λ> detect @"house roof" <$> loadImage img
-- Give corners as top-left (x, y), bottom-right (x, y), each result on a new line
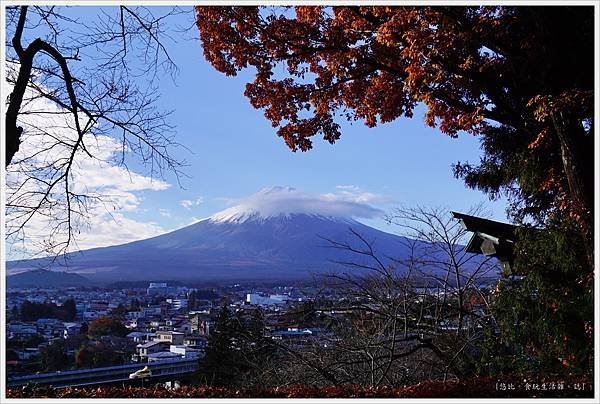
top-left (148, 351), bottom-right (181, 358)
top-left (137, 340), bottom-right (168, 348)
top-left (184, 336), bottom-right (207, 341)
top-left (156, 330), bottom-right (184, 336)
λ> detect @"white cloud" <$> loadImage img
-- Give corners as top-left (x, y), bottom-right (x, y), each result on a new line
top-left (41, 213), bottom-right (166, 252)
top-left (79, 214), bottom-right (165, 250)
top-left (211, 186), bottom-right (387, 222)
top-left (180, 197), bottom-right (204, 209)
top-left (331, 185), bottom-right (392, 204)
top-left (158, 209), bottom-right (172, 218)
top-left (5, 81), bottom-right (171, 257)
top-left (214, 196), bottom-right (238, 206)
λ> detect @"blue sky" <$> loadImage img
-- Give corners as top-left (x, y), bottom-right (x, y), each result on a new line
top-left (6, 6), bottom-right (510, 255)
top-left (127, 8), bottom-right (509, 232)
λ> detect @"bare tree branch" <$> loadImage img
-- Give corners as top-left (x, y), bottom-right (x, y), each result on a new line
top-left (5, 5), bottom-right (191, 257)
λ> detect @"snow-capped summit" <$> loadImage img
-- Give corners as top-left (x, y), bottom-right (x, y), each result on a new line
top-left (209, 186), bottom-right (381, 223)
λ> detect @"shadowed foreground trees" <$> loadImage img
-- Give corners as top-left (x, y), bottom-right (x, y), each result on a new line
top-left (269, 207), bottom-right (499, 386)
top-left (489, 219), bottom-right (593, 374)
top-left (200, 306), bottom-right (274, 386)
top-left (195, 6), bottom-right (594, 268)
top-left (196, 207), bottom-right (591, 389)
top-left (197, 208), bottom-right (502, 388)
top-left (19, 298), bottom-right (77, 321)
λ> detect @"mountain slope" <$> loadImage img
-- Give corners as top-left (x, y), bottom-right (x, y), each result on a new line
top-left (7, 213), bottom-right (412, 282)
top-left (7, 187), bottom-right (495, 284)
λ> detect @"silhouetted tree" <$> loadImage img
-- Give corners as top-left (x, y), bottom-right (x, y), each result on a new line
top-left (62, 298), bottom-right (77, 321)
top-left (188, 290), bottom-right (197, 311)
top-left (201, 306), bottom-right (243, 386)
top-left (41, 341), bottom-right (70, 371)
top-left (20, 300), bottom-right (55, 321)
top-left (5, 5), bottom-right (187, 256)
top-left (23, 334), bottom-right (45, 348)
top-left (129, 298), bottom-right (141, 311)
top-left (75, 342), bottom-right (126, 368)
top-left (109, 304), bottom-right (129, 319)
top-left (10, 305), bottom-right (19, 321)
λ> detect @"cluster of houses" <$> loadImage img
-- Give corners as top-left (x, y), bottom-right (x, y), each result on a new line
top-left (132, 331), bottom-right (204, 362)
top-left (6, 284), bottom-right (211, 365)
top-left (7, 319), bottom-right (83, 361)
top-left (7, 283), bottom-right (334, 373)
top-left (126, 311), bottom-right (211, 363)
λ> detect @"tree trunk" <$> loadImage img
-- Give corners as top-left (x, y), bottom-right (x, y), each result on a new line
top-left (5, 6), bottom-right (29, 167)
top-left (551, 112), bottom-right (595, 270)
top-left (6, 54), bottom-right (35, 166)
top-left (5, 124), bottom-right (22, 167)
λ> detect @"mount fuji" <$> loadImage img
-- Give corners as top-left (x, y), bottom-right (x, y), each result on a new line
top-left (7, 187), bottom-right (437, 283)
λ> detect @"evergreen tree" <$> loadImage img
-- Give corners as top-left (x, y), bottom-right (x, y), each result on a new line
top-left (41, 341), bottom-right (70, 371)
top-left (62, 298), bottom-right (77, 321)
top-left (244, 307), bottom-right (275, 378)
top-left (489, 218), bottom-right (593, 375)
top-left (10, 305), bottom-right (19, 321)
top-left (201, 306), bottom-right (243, 386)
top-left (20, 300), bottom-right (56, 321)
top-left (201, 306), bottom-right (274, 386)
top-left (188, 290), bottom-right (197, 311)
top-left (130, 298), bottom-right (141, 311)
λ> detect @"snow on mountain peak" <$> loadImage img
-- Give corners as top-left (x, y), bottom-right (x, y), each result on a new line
top-left (209, 186), bottom-right (383, 223)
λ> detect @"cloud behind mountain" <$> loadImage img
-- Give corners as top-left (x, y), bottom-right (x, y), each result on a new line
top-left (210, 186), bottom-right (387, 223)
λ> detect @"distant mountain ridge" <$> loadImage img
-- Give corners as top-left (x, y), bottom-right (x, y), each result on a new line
top-left (7, 269), bottom-right (89, 288)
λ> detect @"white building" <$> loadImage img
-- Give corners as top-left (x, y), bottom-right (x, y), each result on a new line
top-left (166, 298), bottom-right (188, 310)
top-left (147, 282), bottom-right (169, 295)
top-left (170, 344), bottom-right (203, 359)
top-left (269, 294), bottom-right (289, 303)
top-left (127, 331), bottom-right (155, 343)
top-left (83, 311), bottom-right (107, 321)
top-left (136, 340), bottom-right (169, 361)
top-left (155, 330), bottom-right (185, 345)
top-left (147, 351), bottom-right (182, 362)
top-left (142, 306), bottom-right (161, 316)
top-left (246, 293), bottom-right (289, 306)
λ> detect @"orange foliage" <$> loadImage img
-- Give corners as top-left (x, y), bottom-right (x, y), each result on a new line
top-left (195, 6), bottom-right (594, 249)
top-left (196, 6), bottom-right (520, 149)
